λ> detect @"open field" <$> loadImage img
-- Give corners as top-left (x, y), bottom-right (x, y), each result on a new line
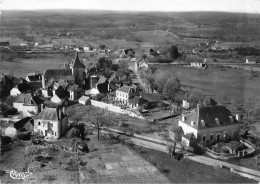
top-left (151, 65), bottom-right (260, 108)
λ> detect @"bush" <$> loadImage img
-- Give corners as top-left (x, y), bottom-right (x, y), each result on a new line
top-left (17, 132), bottom-right (31, 141)
top-left (66, 127), bottom-right (81, 138)
top-left (1, 136), bottom-right (12, 145)
top-left (42, 175), bottom-right (56, 181)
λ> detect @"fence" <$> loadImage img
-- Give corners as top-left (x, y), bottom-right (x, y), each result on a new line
top-left (90, 100), bottom-right (145, 119)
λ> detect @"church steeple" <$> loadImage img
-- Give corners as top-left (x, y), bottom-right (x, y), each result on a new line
top-left (71, 52), bottom-right (85, 69)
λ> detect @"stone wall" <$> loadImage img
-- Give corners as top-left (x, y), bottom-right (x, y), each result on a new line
top-left (90, 100), bottom-right (145, 119)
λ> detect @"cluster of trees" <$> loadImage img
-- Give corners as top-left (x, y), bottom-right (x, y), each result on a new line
top-left (146, 45), bottom-right (180, 63)
top-left (234, 47), bottom-right (260, 56)
top-left (140, 68), bottom-right (181, 102)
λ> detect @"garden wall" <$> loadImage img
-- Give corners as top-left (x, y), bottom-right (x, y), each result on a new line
top-left (90, 100), bottom-right (145, 120)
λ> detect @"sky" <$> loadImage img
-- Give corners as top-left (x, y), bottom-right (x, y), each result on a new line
top-left (1, 0), bottom-right (260, 14)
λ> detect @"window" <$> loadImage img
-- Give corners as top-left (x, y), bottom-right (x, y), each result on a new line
top-left (52, 131), bottom-right (54, 135)
top-left (217, 134), bottom-right (221, 141)
top-left (210, 134), bottom-right (214, 141)
top-left (55, 132), bottom-right (56, 136)
top-left (38, 122), bottom-right (41, 126)
top-left (202, 135), bottom-right (206, 142)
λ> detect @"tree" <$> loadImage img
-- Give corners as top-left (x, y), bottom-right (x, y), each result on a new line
top-left (88, 109), bottom-right (117, 140)
top-left (96, 57), bottom-right (112, 72)
top-left (243, 102), bottom-right (257, 123)
top-left (99, 44), bottom-right (106, 50)
top-left (168, 45), bottom-right (179, 60)
top-left (119, 59), bottom-right (130, 71)
top-left (163, 77), bottom-right (180, 103)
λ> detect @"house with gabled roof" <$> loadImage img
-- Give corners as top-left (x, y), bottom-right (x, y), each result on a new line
top-left (178, 104), bottom-right (242, 145)
top-left (13, 93), bottom-right (43, 117)
top-left (25, 73), bottom-right (42, 82)
top-left (67, 84), bottom-right (79, 101)
top-left (34, 106), bottom-right (68, 140)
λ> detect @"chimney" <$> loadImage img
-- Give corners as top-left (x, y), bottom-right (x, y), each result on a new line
top-left (229, 116), bottom-right (234, 123)
top-left (42, 75), bottom-right (45, 89)
top-left (41, 104), bottom-right (45, 112)
top-left (182, 114), bottom-right (186, 121)
top-left (235, 114), bottom-right (240, 121)
top-left (58, 107), bottom-right (62, 120)
top-left (62, 106), bottom-right (66, 115)
top-left (201, 120), bottom-right (205, 127)
top-left (215, 118), bottom-right (220, 125)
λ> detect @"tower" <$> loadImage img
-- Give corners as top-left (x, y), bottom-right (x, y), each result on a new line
top-left (70, 52), bottom-right (85, 87)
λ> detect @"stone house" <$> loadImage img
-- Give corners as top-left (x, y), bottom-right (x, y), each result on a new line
top-left (178, 105), bottom-right (242, 145)
top-left (34, 106), bottom-right (68, 140)
top-left (13, 93), bottom-right (43, 117)
top-left (115, 85), bottom-right (136, 105)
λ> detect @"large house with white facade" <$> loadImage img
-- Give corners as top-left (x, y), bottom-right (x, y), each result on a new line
top-left (34, 106), bottom-right (68, 140)
top-left (178, 104), bottom-right (241, 144)
top-left (115, 85), bottom-right (136, 104)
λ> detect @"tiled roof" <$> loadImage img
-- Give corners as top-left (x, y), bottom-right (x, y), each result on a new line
top-left (117, 85), bottom-right (133, 93)
top-left (115, 69), bottom-right (127, 77)
top-left (108, 74), bottom-right (120, 83)
top-left (56, 79), bottom-right (69, 90)
top-left (78, 96), bottom-right (90, 102)
top-left (71, 52), bottom-right (85, 69)
top-left (34, 107), bottom-right (65, 121)
top-left (43, 69), bottom-right (74, 81)
top-left (67, 84), bottom-right (78, 92)
top-left (13, 117), bottom-right (32, 130)
top-left (16, 82), bottom-right (31, 93)
top-left (96, 76), bottom-right (107, 85)
top-left (14, 93), bottom-right (43, 105)
top-left (27, 74), bottom-right (42, 81)
top-left (141, 93), bottom-right (161, 103)
top-left (129, 96), bottom-right (148, 105)
top-left (183, 105), bottom-right (238, 130)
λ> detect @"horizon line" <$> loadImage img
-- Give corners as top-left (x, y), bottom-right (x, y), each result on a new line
top-left (1, 9), bottom-right (259, 15)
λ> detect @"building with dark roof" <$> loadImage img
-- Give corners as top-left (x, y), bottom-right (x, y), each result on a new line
top-left (34, 106), bottom-right (68, 140)
top-left (10, 82), bottom-right (31, 96)
top-left (13, 93), bottom-right (43, 117)
top-left (42, 53), bottom-right (85, 94)
top-left (178, 105), bottom-right (242, 144)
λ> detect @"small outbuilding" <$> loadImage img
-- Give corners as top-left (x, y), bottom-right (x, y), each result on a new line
top-left (78, 96), bottom-right (90, 105)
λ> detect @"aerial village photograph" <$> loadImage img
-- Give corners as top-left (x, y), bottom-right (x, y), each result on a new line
top-left (0, 0), bottom-right (260, 185)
